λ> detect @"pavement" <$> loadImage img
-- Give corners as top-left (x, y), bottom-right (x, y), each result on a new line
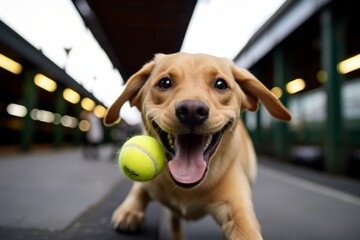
top-left (0, 145), bottom-right (359, 239)
top-left (254, 159), bottom-right (360, 240)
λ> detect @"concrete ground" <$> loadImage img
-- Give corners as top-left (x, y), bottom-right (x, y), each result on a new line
top-left (0, 145), bottom-right (359, 239)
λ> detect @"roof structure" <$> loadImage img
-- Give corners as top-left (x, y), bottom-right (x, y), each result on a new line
top-left (234, 0), bottom-right (331, 69)
top-left (73, 0), bottom-right (198, 81)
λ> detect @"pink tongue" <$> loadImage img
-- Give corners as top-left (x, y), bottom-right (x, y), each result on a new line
top-left (168, 134), bottom-right (207, 184)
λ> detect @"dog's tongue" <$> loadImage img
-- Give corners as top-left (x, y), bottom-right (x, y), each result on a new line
top-left (168, 134), bottom-right (207, 185)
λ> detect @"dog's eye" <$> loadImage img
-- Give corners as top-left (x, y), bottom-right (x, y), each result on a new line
top-left (214, 79), bottom-right (229, 90)
top-left (157, 77), bottom-right (173, 89)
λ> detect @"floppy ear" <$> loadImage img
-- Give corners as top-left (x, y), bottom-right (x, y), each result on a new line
top-left (231, 64), bottom-right (291, 121)
top-left (103, 60), bottom-right (155, 126)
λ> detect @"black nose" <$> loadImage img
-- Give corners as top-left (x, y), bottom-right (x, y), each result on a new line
top-left (175, 100), bottom-right (209, 127)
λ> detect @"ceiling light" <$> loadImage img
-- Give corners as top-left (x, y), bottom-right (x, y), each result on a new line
top-left (6, 103), bottom-right (27, 117)
top-left (271, 87), bottom-right (283, 98)
top-left (63, 88), bottom-right (80, 104)
top-left (79, 120), bottom-right (90, 132)
top-left (0, 53), bottom-right (22, 74)
top-left (286, 78), bottom-right (306, 94)
top-left (53, 113), bottom-right (62, 125)
top-left (316, 70), bottom-right (328, 83)
top-left (337, 53), bottom-right (360, 74)
top-left (93, 105), bottom-right (106, 118)
top-left (35, 109), bottom-right (55, 123)
top-left (34, 73), bottom-right (57, 92)
top-left (61, 115), bottom-right (78, 128)
top-left (81, 97), bottom-right (95, 111)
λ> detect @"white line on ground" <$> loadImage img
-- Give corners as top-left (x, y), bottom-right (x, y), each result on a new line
top-left (259, 166), bottom-right (360, 207)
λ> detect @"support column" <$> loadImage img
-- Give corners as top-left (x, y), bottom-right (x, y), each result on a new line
top-left (320, 7), bottom-right (344, 174)
top-left (53, 87), bottom-right (66, 148)
top-left (20, 70), bottom-right (37, 151)
top-left (253, 110), bottom-right (262, 152)
top-left (273, 47), bottom-right (290, 161)
top-left (73, 103), bottom-right (82, 145)
top-left (251, 69), bottom-right (262, 152)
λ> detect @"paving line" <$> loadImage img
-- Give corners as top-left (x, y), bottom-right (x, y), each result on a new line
top-left (259, 166), bottom-right (360, 207)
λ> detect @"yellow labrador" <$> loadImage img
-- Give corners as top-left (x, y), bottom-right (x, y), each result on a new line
top-left (104, 53), bottom-right (291, 239)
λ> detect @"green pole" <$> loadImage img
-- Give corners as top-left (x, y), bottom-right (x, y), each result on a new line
top-left (74, 103), bottom-right (82, 145)
top-left (251, 68), bottom-right (262, 153)
top-left (320, 7), bottom-right (345, 174)
top-left (273, 47), bottom-right (290, 161)
top-left (53, 87), bottom-right (66, 148)
top-left (20, 70), bottom-right (37, 151)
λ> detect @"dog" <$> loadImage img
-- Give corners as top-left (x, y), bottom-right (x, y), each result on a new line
top-left (104, 52), bottom-right (291, 239)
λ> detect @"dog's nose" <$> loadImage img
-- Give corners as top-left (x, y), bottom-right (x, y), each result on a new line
top-left (175, 100), bottom-right (209, 127)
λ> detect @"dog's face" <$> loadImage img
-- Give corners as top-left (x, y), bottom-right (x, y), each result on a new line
top-left (105, 53), bottom-right (291, 188)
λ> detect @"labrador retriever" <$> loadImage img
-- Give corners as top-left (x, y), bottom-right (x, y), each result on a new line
top-left (104, 52), bottom-right (291, 239)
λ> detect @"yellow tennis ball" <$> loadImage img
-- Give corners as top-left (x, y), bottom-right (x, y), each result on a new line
top-left (119, 135), bottom-right (166, 181)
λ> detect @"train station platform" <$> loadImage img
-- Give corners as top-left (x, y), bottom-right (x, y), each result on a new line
top-left (0, 145), bottom-right (359, 240)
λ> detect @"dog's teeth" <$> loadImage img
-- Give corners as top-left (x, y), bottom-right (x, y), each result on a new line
top-left (205, 135), bottom-right (212, 150)
top-left (167, 134), bottom-right (174, 149)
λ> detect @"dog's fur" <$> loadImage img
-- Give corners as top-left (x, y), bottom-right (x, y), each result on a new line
top-left (104, 53), bottom-right (291, 240)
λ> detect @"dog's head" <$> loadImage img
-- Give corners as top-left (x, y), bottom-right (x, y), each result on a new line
top-left (105, 53), bottom-right (291, 188)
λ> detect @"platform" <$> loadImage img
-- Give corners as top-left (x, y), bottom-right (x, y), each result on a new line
top-left (0, 145), bottom-right (359, 239)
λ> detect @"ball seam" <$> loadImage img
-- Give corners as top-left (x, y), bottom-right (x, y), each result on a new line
top-left (124, 143), bottom-right (158, 176)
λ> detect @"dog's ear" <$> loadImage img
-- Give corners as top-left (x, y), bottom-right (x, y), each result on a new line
top-left (231, 64), bottom-right (291, 121)
top-left (103, 60), bottom-right (155, 126)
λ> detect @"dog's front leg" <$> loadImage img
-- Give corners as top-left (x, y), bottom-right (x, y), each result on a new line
top-left (112, 182), bottom-right (150, 232)
top-left (212, 200), bottom-right (262, 240)
top-left (210, 184), bottom-right (262, 240)
top-left (168, 209), bottom-right (184, 240)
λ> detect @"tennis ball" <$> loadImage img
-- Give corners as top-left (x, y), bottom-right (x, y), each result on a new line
top-left (119, 135), bottom-right (166, 181)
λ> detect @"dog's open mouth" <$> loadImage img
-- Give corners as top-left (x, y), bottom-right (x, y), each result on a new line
top-left (153, 123), bottom-right (230, 188)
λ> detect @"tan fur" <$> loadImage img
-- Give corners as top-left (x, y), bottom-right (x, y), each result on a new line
top-left (105, 53), bottom-right (291, 240)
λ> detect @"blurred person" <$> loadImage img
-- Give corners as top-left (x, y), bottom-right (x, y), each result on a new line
top-left (82, 110), bottom-right (104, 159)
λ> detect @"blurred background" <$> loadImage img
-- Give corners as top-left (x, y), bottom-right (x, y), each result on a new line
top-left (0, 0), bottom-right (359, 239)
top-left (0, 0), bottom-right (359, 178)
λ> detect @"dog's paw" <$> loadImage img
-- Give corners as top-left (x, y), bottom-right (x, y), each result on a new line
top-left (111, 205), bottom-right (145, 232)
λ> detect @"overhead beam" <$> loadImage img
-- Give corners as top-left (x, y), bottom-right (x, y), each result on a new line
top-left (234, 0), bottom-right (330, 68)
top-left (0, 20), bottom-right (103, 105)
